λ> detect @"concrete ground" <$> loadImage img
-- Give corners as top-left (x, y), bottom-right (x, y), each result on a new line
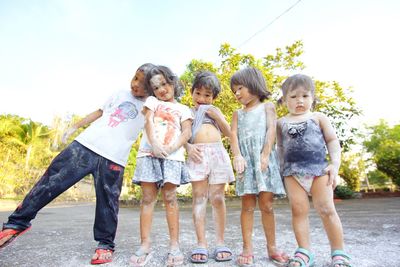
top-left (0, 197), bottom-right (399, 267)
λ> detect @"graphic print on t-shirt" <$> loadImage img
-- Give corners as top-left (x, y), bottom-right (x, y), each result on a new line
top-left (108, 101), bottom-right (138, 127)
top-left (154, 104), bottom-right (180, 145)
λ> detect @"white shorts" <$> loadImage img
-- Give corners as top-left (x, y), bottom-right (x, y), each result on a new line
top-left (186, 142), bottom-right (235, 185)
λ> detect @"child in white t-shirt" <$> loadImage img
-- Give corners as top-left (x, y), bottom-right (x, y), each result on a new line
top-left (131, 65), bottom-right (192, 267)
top-left (0, 63), bottom-right (155, 265)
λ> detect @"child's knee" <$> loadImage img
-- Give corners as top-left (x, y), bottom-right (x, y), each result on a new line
top-left (259, 203), bottom-right (274, 215)
top-left (291, 202), bottom-right (309, 216)
top-left (163, 189), bottom-right (178, 207)
top-left (242, 206), bottom-right (256, 213)
top-left (209, 192), bottom-right (224, 207)
top-left (141, 194), bottom-right (157, 207)
top-left (314, 202), bottom-right (336, 218)
top-left (193, 194), bottom-right (207, 206)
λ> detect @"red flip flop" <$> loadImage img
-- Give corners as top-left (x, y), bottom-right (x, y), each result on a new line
top-left (0, 227), bottom-right (31, 249)
top-left (91, 248), bottom-right (113, 265)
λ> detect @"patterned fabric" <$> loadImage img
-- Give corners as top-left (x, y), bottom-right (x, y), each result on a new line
top-left (186, 142), bottom-right (235, 184)
top-left (5, 141), bottom-right (123, 250)
top-left (137, 96), bottom-right (193, 162)
top-left (132, 156), bottom-right (190, 188)
top-left (235, 104), bottom-right (286, 196)
top-left (281, 118), bottom-right (328, 178)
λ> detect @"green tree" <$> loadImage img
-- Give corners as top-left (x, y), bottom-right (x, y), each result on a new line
top-left (180, 41), bottom-right (361, 151)
top-left (363, 120), bottom-right (400, 186)
top-left (339, 153), bottom-right (364, 191)
top-left (9, 120), bottom-right (52, 169)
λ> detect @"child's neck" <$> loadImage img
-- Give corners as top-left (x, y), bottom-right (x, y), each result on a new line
top-left (287, 111), bottom-right (313, 121)
top-left (243, 98), bottom-right (261, 111)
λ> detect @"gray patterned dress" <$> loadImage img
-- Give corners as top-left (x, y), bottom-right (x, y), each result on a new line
top-left (235, 104), bottom-right (286, 196)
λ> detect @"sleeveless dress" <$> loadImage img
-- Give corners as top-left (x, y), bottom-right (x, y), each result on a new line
top-left (280, 117), bottom-right (328, 178)
top-left (235, 104), bottom-right (286, 196)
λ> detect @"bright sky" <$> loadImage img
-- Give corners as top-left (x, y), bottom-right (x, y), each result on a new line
top-left (1, 0), bottom-right (399, 126)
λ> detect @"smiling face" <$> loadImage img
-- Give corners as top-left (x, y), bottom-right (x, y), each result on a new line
top-left (130, 70), bottom-right (147, 97)
top-left (285, 86), bottom-right (314, 116)
top-left (232, 84), bottom-right (259, 108)
top-left (191, 86), bottom-right (214, 108)
top-left (149, 74), bottom-right (175, 102)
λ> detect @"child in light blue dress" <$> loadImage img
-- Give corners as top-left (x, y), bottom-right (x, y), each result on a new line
top-left (230, 67), bottom-right (288, 267)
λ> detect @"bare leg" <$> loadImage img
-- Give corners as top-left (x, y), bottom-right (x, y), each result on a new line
top-left (139, 182), bottom-right (158, 250)
top-left (285, 177), bottom-right (311, 267)
top-left (209, 184), bottom-right (231, 260)
top-left (311, 175), bottom-right (344, 251)
top-left (161, 182), bottom-right (180, 250)
top-left (237, 194), bottom-right (256, 266)
top-left (258, 192), bottom-right (277, 255)
top-left (191, 180), bottom-right (209, 261)
top-left (130, 182), bottom-right (158, 266)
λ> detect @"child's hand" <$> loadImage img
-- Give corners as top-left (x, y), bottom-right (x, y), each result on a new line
top-left (186, 143), bottom-right (203, 163)
top-left (61, 126), bottom-right (77, 144)
top-left (233, 155), bottom-right (247, 174)
top-left (260, 153), bottom-right (269, 172)
top-left (324, 164), bottom-right (338, 189)
top-left (152, 142), bottom-right (169, 158)
top-left (205, 106), bottom-right (223, 121)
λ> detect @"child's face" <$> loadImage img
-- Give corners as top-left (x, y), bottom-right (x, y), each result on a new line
top-left (150, 74), bottom-right (175, 102)
top-left (285, 86), bottom-right (314, 115)
top-left (192, 86), bottom-right (214, 108)
top-left (232, 84), bottom-right (258, 106)
top-left (130, 70), bottom-right (147, 97)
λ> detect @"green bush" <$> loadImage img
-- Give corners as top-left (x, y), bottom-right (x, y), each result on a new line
top-left (334, 185), bottom-right (354, 199)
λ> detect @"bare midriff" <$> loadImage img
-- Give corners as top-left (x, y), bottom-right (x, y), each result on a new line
top-left (192, 124), bottom-right (221, 143)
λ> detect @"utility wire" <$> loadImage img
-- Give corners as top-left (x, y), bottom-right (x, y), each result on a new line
top-left (237, 0), bottom-right (303, 49)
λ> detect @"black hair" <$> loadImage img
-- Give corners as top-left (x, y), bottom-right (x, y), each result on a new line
top-left (144, 65), bottom-right (183, 98)
top-left (230, 67), bottom-right (270, 101)
top-left (191, 71), bottom-right (221, 99)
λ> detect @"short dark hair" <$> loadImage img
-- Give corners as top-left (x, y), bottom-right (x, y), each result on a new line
top-left (137, 63), bottom-right (155, 75)
top-left (281, 74), bottom-right (317, 108)
top-left (145, 65), bottom-right (183, 98)
top-left (230, 67), bottom-right (270, 101)
top-left (191, 71), bottom-right (221, 99)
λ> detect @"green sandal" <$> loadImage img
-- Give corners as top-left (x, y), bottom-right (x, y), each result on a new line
top-left (288, 248), bottom-right (315, 267)
top-left (331, 250), bottom-right (352, 267)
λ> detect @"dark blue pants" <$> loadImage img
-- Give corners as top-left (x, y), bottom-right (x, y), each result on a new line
top-left (3, 141), bottom-right (124, 250)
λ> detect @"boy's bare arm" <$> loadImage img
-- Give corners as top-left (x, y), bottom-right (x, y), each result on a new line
top-left (62, 109), bottom-right (103, 143)
top-left (72, 109), bottom-right (103, 129)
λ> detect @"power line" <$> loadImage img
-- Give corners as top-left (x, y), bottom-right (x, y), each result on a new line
top-left (237, 0), bottom-right (303, 49)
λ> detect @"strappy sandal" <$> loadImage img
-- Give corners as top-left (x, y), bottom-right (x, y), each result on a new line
top-left (130, 247), bottom-right (153, 266)
top-left (90, 248), bottom-right (113, 265)
top-left (331, 250), bottom-right (352, 267)
top-left (288, 247), bottom-right (315, 267)
top-left (166, 248), bottom-right (184, 266)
